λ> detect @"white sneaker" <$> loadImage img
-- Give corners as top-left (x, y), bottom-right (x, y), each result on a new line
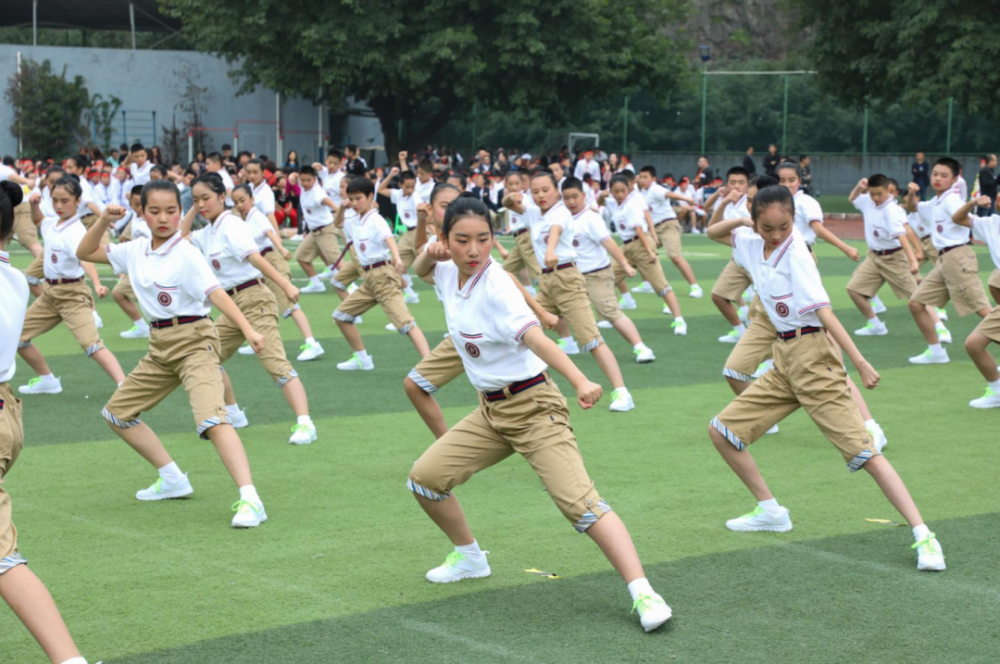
top-left (296, 340), bottom-right (325, 361)
top-left (671, 320), bottom-right (687, 335)
top-left (618, 297), bottom-right (637, 310)
top-left (726, 505), bottom-right (793, 532)
top-left (854, 321), bottom-right (887, 336)
top-left (347, 283), bottom-right (359, 295)
top-left (752, 360), bottom-right (774, 379)
top-left (631, 282), bottom-right (655, 294)
top-left (355, 316), bottom-right (363, 324)
top-left (288, 422), bottom-right (317, 445)
top-left (691, 227), bottom-right (702, 235)
top-left (718, 329), bottom-right (742, 343)
top-left (317, 268), bottom-right (335, 281)
top-left (969, 387), bottom-right (1000, 409)
top-left (632, 592), bottom-right (672, 633)
top-left (404, 291), bottom-right (421, 304)
top-left (871, 297), bottom-right (887, 314)
top-left (662, 304), bottom-right (672, 315)
top-left (425, 550), bottom-right (491, 583)
top-left (385, 323), bottom-right (398, 332)
top-left (765, 424), bottom-right (779, 434)
top-left (597, 320), bottom-right (614, 329)
top-left (936, 327), bottom-right (953, 344)
top-left (609, 389), bottom-right (635, 412)
top-left (237, 344), bottom-right (256, 356)
top-left (909, 348), bottom-right (949, 364)
top-left (913, 532), bottom-right (946, 571)
top-left (689, 284), bottom-right (704, 298)
top-left (558, 339), bottom-right (581, 355)
top-left (300, 281), bottom-right (326, 294)
top-left (936, 307), bottom-right (948, 321)
top-left (634, 346), bottom-right (656, 363)
top-left (18, 376), bottom-right (62, 395)
top-left (92, 310), bottom-right (104, 328)
top-left (337, 353), bottom-right (374, 371)
top-left (291, 234), bottom-right (304, 242)
top-left (136, 474), bottom-right (194, 501)
top-left (737, 305), bottom-right (749, 322)
top-left (231, 499), bottom-right (267, 528)
top-left (229, 409), bottom-right (249, 429)
top-left (867, 422), bottom-right (887, 452)
top-left (120, 324), bottom-right (150, 339)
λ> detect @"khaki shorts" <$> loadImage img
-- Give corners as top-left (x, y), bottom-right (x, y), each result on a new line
top-left (655, 218), bottom-right (683, 258)
top-left (12, 203), bottom-right (38, 248)
top-left (918, 237), bottom-right (938, 266)
top-left (613, 239), bottom-right (673, 296)
top-left (0, 383), bottom-right (25, 571)
top-left (988, 268), bottom-right (1000, 291)
top-left (295, 224), bottom-right (341, 264)
top-left (723, 299), bottom-right (777, 382)
top-left (397, 228), bottom-right (418, 270)
top-left (262, 249), bottom-right (296, 317)
top-left (972, 306), bottom-right (1000, 343)
top-left (537, 265), bottom-right (603, 349)
top-left (502, 230), bottom-right (542, 281)
top-left (584, 266), bottom-right (623, 322)
top-left (80, 215), bottom-right (111, 246)
top-left (846, 250), bottom-right (919, 299)
top-left (102, 317), bottom-right (230, 438)
top-left (712, 330), bottom-right (876, 471)
top-left (24, 255), bottom-right (44, 285)
top-left (113, 274), bottom-right (135, 301)
top-left (334, 265), bottom-right (415, 332)
top-left (20, 281), bottom-right (104, 356)
top-left (407, 335), bottom-right (465, 393)
top-left (216, 282), bottom-right (297, 386)
top-left (711, 259), bottom-right (753, 302)
top-left (911, 245), bottom-right (990, 316)
top-left (407, 377), bottom-right (611, 532)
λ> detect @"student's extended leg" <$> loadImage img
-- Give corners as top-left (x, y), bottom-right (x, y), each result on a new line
top-left (0, 566), bottom-right (82, 664)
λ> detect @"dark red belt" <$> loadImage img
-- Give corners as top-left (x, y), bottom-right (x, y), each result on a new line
top-left (777, 326), bottom-right (822, 340)
top-left (582, 264), bottom-right (611, 275)
top-left (873, 247), bottom-right (902, 256)
top-left (623, 236), bottom-right (639, 244)
top-left (363, 261), bottom-right (388, 272)
top-left (513, 228), bottom-right (529, 237)
top-left (150, 315), bottom-right (207, 329)
top-left (483, 373), bottom-right (547, 401)
top-left (541, 262), bottom-right (575, 274)
top-left (45, 277), bottom-right (83, 285)
top-left (940, 241), bottom-right (972, 255)
top-left (226, 278), bottom-right (263, 296)
top-left (260, 247), bottom-right (274, 256)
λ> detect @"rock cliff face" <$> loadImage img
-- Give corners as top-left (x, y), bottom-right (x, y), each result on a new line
top-left (678, 0), bottom-right (805, 62)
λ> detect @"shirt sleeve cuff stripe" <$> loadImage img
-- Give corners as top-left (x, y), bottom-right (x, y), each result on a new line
top-left (514, 320), bottom-right (540, 342)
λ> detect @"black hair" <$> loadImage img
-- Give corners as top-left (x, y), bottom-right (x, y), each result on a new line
top-left (192, 171), bottom-right (227, 197)
top-left (623, 170), bottom-right (637, 183)
top-left (233, 183), bottom-right (253, 199)
top-left (67, 154), bottom-right (89, 170)
top-left (206, 152), bottom-right (223, 164)
top-left (561, 176), bottom-right (584, 193)
top-left (751, 183), bottom-right (794, 221)
top-left (47, 165), bottom-right (66, 179)
top-left (237, 151), bottom-right (252, 160)
top-left (346, 175), bottom-right (375, 197)
top-left (151, 164), bottom-right (169, 178)
top-left (129, 184), bottom-right (144, 198)
top-left (0, 181), bottom-right (24, 242)
top-left (504, 170), bottom-right (523, 185)
top-left (446, 172), bottom-right (467, 188)
top-left (326, 148), bottom-right (342, 160)
top-left (622, 153), bottom-right (632, 162)
top-left (609, 173), bottom-right (631, 190)
top-left (531, 171), bottom-right (558, 187)
top-left (299, 164), bottom-right (317, 178)
top-left (430, 183), bottom-right (461, 204)
top-left (775, 161), bottom-right (800, 177)
top-left (184, 167), bottom-right (197, 178)
top-left (442, 192), bottom-right (492, 238)
top-left (418, 159), bottom-right (434, 173)
top-left (867, 173), bottom-right (890, 189)
top-left (221, 143), bottom-right (232, 151)
top-left (130, 143), bottom-right (146, 154)
top-left (398, 170), bottom-right (416, 183)
top-left (726, 166), bottom-right (750, 181)
top-left (246, 158), bottom-right (265, 171)
top-left (934, 157), bottom-right (960, 177)
top-left (140, 180), bottom-right (182, 209)
top-left (799, 154), bottom-right (809, 161)
top-left (346, 144), bottom-right (358, 153)
top-left (750, 174), bottom-right (779, 189)
top-left (640, 165), bottom-right (657, 177)
top-left (52, 175), bottom-right (83, 201)
top-left (887, 178), bottom-right (899, 191)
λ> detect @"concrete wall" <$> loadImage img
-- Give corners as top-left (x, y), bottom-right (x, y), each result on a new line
top-left (0, 44), bottom-right (385, 164)
top-left (632, 152), bottom-right (984, 196)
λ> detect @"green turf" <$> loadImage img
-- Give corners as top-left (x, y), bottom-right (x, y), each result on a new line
top-left (1, 236), bottom-right (997, 663)
top-left (814, 194), bottom-right (855, 214)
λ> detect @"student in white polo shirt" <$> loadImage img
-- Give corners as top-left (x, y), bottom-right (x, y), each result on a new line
top-left (414, 155), bottom-right (436, 201)
top-left (905, 157), bottom-right (991, 365)
top-left (17, 178), bottom-right (126, 396)
top-left (204, 153), bottom-right (235, 205)
top-left (0, 181), bottom-right (98, 664)
top-left (111, 185), bottom-right (154, 340)
top-left (231, 183), bottom-right (324, 362)
top-left (313, 149), bottom-right (347, 278)
top-left (76, 182), bottom-right (269, 528)
top-left (330, 176), bottom-right (364, 304)
top-left (561, 177), bottom-right (655, 363)
top-left (707, 169), bottom-right (755, 343)
top-left (499, 170), bottom-right (542, 294)
top-left (183, 173), bottom-right (318, 445)
top-left (406, 194), bottom-right (672, 633)
top-left (504, 172), bottom-right (636, 412)
top-left (776, 162), bottom-right (860, 262)
top-left (333, 176), bottom-right (431, 370)
top-left (378, 163), bottom-right (425, 304)
top-left (245, 159), bottom-right (278, 227)
top-left (706, 185), bottom-right (946, 572)
top-left (635, 165), bottom-right (703, 299)
top-left (296, 165), bottom-right (341, 294)
top-left (122, 143), bottom-right (153, 186)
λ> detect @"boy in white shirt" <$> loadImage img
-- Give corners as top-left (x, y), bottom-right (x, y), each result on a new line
top-left (122, 143), bottom-right (153, 186)
top-left (111, 185), bottom-right (153, 339)
top-left (295, 165), bottom-right (341, 293)
top-left (636, 166), bottom-right (702, 299)
top-left (204, 153), bottom-right (235, 205)
top-left (379, 161), bottom-right (424, 304)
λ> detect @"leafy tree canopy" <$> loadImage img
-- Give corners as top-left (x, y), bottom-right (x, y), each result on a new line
top-left (4, 59), bottom-right (90, 157)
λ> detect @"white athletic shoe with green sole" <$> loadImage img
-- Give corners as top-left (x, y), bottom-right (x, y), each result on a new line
top-left (913, 532), bottom-right (946, 571)
top-left (136, 474), bottom-right (194, 501)
top-left (632, 592), bottom-right (672, 632)
top-left (969, 387), bottom-right (1000, 409)
top-left (231, 499), bottom-right (267, 528)
top-left (726, 505), bottom-right (793, 532)
top-left (425, 550), bottom-right (491, 583)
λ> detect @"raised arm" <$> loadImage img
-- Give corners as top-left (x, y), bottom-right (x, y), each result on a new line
top-left (76, 204), bottom-right (126, 264)
top-left (502, 191), bottom-right (525, 215)
top-left (904, 182), bottom-right (920, 213)
top-left (378, 167), bottom-right (399, 197)
top-left (953, 196), bottom-right (988, 227)
top-left (180, 205), bottom-right (198, 239)
top-left (849, 178), bottom-right (867, 204)
top-left (706, 216), bottom-right (752, 246)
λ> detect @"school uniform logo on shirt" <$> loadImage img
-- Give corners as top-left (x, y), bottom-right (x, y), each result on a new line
top-left (873, 229), bottom-right (880, 237)
top-left (157, 292), bottom-right (173, 306)
top-left (359, 243), bottom-right (366, 252)
top-left (51, 252), bottom-right (58, 264)
top-left (775, 302), bottom-right (790, 317)
top-left (937, 225), bottom-right (944, 234)
top-left (211, 259), bottom-right (221, 271)
top-left (572, 239), bottom-right (579, 247)
top-left (465, 342), bottom-right (480, 358)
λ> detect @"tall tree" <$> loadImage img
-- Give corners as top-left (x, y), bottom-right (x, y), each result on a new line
top-left (160, 0), bottom-right (691, 156)
top-left (793, 0), bottom-right (1000, 119)
top-left (4, 59), bottom-right (90, 157)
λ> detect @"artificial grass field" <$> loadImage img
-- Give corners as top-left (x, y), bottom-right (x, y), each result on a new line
top-left (0, 235), bottom-right (997, 663)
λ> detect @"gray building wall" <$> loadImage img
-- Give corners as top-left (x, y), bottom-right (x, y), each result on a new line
top-left (0, 44), bottom-right (385, 163)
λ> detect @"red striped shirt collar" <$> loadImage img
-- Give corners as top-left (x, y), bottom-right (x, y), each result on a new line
top-left (767, 233), bottom-right (796, 267)
top-left (458, 258), bottom-right (493, 299)
top-left (53, 214), bottom-right (81, 232)
top-left (359, 209), bottom-right (379, 225)
top-left (209, 210), bottom-right (234, 233)
top-left (146, 231), bottom-right (184, 256)
top-left (0, 250), bottom-right (9, 264)
top-left (542, 200), bottom-right (566, 217)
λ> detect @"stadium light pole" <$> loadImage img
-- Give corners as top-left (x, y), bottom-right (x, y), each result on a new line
top-left (699, 45), bottom-right (710, 154)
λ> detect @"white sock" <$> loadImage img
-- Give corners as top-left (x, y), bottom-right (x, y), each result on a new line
top-left (864, 418), bottom-right (877, 430)
top-left (912, 523), bottom-right (930, 542)
top-left (643, 281), bottom-right (651, 288)
top-left (134, 318), bottom-right (149, 330)
top-left (614, 386), bottom-right (629, 395)
top-left (622, 293), bottom-right (636, 304)
top-left (326, 265), bottom-right (336, 272)
top-left (309, 276), bottom-right (321, 286)
top-left (560, 336), bottom-right (574, 344)
top-left (987, 379), bottom-right (1000, 392)
top-left (239, 484), bottom-right (260, 504)
top-left (59, 658), bottom-right (88, 664)
top-left (403, 274), bottom-right (413, 288)
top-left (158, 461), bottom-right (184, 484)
top-left (305, 336), bottom-right (317, 345)
top-left (734, 323), bottom-right (746, 334)
top-left (867, 316), bottom-right (880, 324)
top-left (404, 286), bottom-right (417, 296)
top-left (456, 540), bottom-right (484, 559)
top-left (675, 316), bottom-right (685, 324)
top-left (39, 373), bottom-right (56, 382)
top-left (758, 498), bottom-right (782, 514)
top-left (633, 343), bottom-right (647, 351)
top-left (225, 404), bottom-right (241, 417)
top-left (871, 294), bottom-right (884, 306)
top-left (930, 343), bottom-right (943, 353)
top-left (935, 322), bottom-right (947, 330)
top-left (627, 577), bottom-right (654, 601)
top-left (357, 349), bottom-right (371, 361)
top-left (296, 414), bottom-right (313, 427)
